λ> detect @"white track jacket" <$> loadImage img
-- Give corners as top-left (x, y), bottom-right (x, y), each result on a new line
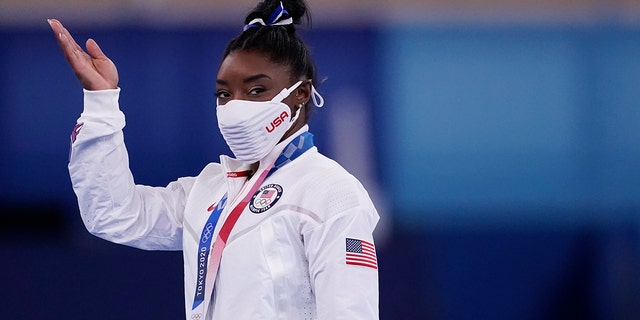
top-left (68, 88), bottom-right (380, 320)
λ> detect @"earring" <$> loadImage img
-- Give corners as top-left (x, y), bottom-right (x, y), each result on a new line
top-left (297, 103), bottom-right (304, 109)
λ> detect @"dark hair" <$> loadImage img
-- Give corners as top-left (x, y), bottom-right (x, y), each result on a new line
top-left (223, 0), bottom-right (318, 121)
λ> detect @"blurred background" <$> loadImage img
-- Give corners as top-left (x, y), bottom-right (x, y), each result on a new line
top-left (1, 0), bottom-right (639, 319)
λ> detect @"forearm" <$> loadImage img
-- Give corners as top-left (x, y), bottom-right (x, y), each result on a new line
top-left (69, 89), bottom-right (185, 250)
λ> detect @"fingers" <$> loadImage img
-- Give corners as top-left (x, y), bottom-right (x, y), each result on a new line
top-left (48, 19), bottom-right (72, 51)
top-left (86, 38), bottom-right (119, 89)
top-left (47, 18), bottom-right (64, 36)
top-left (86, 38), bottom-right (108, 61)
top-left (48, 19), bottom-right (86, 64)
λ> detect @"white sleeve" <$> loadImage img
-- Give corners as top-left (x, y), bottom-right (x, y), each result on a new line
top-left (303, 177), bottom-right (380, 319)
top-left (68, 88), bottom-right (193, 251)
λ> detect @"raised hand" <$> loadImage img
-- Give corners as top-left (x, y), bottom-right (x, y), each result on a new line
top-left (48, 19), bottom-right (119, 91)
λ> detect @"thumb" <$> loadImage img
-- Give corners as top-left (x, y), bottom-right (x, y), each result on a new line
top-left (85, 38), bottom-right (108, 60)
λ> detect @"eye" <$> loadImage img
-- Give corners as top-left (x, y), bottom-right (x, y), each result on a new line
top-left (215, 90), bottom-right (231, 99)
top-left (248, 87), bottom-right (266, 96)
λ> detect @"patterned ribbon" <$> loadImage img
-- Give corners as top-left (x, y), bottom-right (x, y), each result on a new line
top-left (271, 131), bottom-right (314, 173)
top-left (243, 1), bottom-right (293, 31)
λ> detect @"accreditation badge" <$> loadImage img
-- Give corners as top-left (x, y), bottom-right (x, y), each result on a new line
top-left (249, 184), bottom-right (282, 214)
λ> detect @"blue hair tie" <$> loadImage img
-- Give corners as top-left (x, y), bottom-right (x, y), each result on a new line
top-left (243, 1), bottom-right (293, 31)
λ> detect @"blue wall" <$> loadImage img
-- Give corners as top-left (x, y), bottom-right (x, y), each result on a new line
top-left (377, 25), bottom-right (640, 224)
top-left (1, 24), bottom-right (639, 319)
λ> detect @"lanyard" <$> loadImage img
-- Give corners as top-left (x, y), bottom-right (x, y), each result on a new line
top-left (190, 131), bottom-right (314, 319)
top-left (191, 193), bottom-right (228, 311)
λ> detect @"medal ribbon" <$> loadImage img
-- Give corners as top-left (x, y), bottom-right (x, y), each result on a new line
top-left (190, 131), bottom-right (314, 319)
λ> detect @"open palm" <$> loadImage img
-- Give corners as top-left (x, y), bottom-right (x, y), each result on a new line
top-left (49, 19), bottom-right (119, 90)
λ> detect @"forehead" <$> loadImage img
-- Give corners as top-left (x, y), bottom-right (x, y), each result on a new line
top-left (217, 51), bottom-right (290, 82)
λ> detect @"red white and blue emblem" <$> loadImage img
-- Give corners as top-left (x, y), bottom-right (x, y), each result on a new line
top-left (71, 122), bottom-right (84, 143)
top-left (249, 184), bottom-right (282, 214)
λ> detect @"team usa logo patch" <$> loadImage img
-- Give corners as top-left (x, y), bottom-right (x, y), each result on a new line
top-left (71, 122), bottom-right (84, 143)
top-left (249, 184), bottom-right (283, 214)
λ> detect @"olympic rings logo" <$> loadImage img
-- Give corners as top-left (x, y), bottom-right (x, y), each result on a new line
top-left (201, 222), bottom-right (214, 243)
top-left (254, 198), bottom-right (272, 208)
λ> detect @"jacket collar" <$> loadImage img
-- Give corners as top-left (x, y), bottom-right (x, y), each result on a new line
top-left (219, 125), bottom-right (310, 197)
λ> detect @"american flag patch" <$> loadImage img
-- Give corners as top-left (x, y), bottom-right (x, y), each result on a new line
top-left (346, 238), bottom-right (378, 269)
top-left (261, 189), bottom-right (276, 198)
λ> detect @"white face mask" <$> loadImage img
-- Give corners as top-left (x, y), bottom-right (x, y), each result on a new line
top-left (216, 80), bottom-right (303, 163)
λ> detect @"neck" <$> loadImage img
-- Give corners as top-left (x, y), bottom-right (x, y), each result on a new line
top-left (249, 161), bottom-right (259, 173)
top-left (279, 109), bottom-right (306, 142)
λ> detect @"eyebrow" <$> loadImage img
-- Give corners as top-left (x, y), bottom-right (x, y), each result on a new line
top-left (216, 74), bottom-right (272, 86)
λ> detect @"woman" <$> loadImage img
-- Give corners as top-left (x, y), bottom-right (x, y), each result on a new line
top-left (49, 0), bottom-right (379, 319)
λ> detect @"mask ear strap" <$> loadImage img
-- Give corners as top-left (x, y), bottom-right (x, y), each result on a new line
top-left (271, 80), bottom-right (303, 102)
top-left (311, 85), bottom-right (324, 108)
top-left (289, 103), bottom-right (303, 123)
